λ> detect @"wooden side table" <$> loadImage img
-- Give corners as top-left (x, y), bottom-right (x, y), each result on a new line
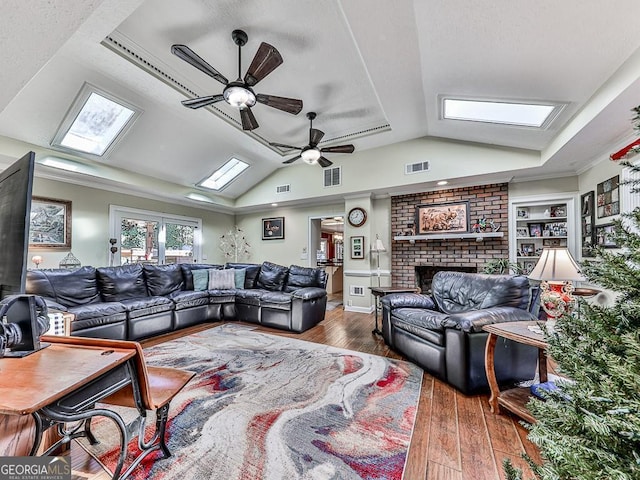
top-left (369, 286), bottom-right (420, 336)
top-left (483, 321), bottom-right (548, 423)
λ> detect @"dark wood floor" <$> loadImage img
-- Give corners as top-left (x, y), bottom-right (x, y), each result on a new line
top-left (70, 305), bottom-right (541, 480)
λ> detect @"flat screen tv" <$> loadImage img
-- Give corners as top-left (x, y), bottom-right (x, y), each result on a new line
top-left (0, 151), bottom-right (35, 299)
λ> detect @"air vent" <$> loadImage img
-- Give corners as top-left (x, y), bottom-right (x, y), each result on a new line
top-left (324, 167), bottom-right (341, 187)
top-left (350, 285), bottom-right (365, 296)
top-left (405, 161), bottom-right (430, 175)
top-left (276, 184), bottom-right (291, 194)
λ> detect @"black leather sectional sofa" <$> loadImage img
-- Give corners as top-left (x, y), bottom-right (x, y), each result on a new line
top-left (381, 271), bottom-right (539, 395)
top-left (26, 261), bottom-right (327, 340)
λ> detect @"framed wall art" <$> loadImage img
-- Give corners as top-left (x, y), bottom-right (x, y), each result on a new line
top-left (350, 236), bottom-right (364, 259)
top-left (415, 201), bottom-right (470, 234)
top-left (29, 197), bottom-right (72, 249)
top-left (595, 223), bottom-right (618, 248)
top-left (262, 217), bottom-right (284, 240)
top-left (581, 191), bottom-right (595, 257)
top-left (596, 175), bottom-right (620, 219)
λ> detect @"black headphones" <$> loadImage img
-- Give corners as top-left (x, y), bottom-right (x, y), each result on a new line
top-left (0, 295), bottom-right (49, 356)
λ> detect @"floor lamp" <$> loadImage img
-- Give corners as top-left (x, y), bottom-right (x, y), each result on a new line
top-left (371, 234), bottom-right (386, 287)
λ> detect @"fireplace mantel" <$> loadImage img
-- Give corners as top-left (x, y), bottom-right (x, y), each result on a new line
top-left (394, 232), bottom-right (504, 242)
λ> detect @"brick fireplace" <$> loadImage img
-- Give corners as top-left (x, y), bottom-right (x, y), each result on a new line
top-left (390, 183), bottom-right (509, 290)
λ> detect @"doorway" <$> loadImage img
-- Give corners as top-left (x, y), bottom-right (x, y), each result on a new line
top-left (309, 215), bottom-right (344, 298)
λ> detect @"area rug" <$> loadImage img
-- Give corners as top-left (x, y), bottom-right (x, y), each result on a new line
top-left (326, 300), bottom-right (344, 311)
top-left (78, 324), bottom-right (423, 479)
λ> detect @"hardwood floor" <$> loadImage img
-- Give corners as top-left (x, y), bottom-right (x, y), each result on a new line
top-left (70, 306), bottom-right (541, 480)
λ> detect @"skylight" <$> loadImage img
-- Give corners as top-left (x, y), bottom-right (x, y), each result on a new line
top-left (198, 158), bottom-right (249, 191)
top-left (52, 83), bottom-right (140, 157)
top-left (442, 98), bottom-right (560, 128)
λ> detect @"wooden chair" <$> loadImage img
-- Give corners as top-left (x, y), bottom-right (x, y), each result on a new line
top-left (41, 335), bottom-right (195, 480)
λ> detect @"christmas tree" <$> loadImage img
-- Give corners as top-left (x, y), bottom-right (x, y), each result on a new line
top-left (505, 115), bottom-right (640, 479)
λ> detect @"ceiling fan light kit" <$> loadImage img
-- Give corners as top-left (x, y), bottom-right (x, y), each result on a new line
top-left (171, 29), bottom-right (303, 130)
top-left (271, 112), bottom-right (356, 167)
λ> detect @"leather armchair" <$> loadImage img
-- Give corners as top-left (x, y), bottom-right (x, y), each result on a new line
top-left (382, 271), bottom-right (538, 394)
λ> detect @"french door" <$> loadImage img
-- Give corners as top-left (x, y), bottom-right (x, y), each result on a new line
top-left (110, 206), bottom-right (202, 265)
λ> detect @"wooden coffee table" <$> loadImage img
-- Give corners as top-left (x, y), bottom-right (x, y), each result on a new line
top-left (483, 321), bottom-right (548, 423)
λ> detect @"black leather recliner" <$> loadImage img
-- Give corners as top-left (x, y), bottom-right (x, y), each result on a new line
top-left (381, 271), bottom-right (539, 395)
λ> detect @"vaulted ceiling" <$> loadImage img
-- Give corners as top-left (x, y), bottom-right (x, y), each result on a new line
top-left (1, 0), bottom-right (640, 212)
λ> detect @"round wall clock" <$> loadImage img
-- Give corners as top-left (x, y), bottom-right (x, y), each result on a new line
top-left (348, 207), bottom-right (367, 227)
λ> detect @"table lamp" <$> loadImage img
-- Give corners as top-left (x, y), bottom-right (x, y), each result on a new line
top-left (31, 255), bottom-right (43, 269)
top-left (528, 247), bottom-right (585, 320)
top-left (370, 234), bottom-right (386, 286)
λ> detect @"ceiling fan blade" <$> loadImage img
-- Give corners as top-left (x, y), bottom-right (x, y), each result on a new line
top-left (283, 155), bottom-right (302, 164)
top-left (171, 45), bottom-right (229, 85)
top-left (320, 144), bottom-right (355, 154)
top-left (269, 142), bottom-right (302, 150)
top-left (309, 128), bottom-right (325, 147)
top-left (239, 107), bottom-right (259, 131)
top-left (181, 95), bottom-right (225, 109)
top-left (244, 42), bottom-right (283, 87)
top-left (317, 156), bottom-right (333, 168)
top-left (256, 94), bottom-right (303, 115)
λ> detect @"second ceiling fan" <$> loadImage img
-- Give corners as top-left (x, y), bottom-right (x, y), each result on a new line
top-left (271, 112), bottom-right (355, 167)
top-left (171, 29), bottom-right (303, 130)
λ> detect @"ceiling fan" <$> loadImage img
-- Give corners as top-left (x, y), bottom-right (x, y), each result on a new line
top-left (171, 30), bottom-right (303, 131)
top-left (270, 112), bottom-right (355, 167)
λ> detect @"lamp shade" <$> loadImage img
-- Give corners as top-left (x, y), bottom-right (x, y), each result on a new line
top-left (528, 247), bottom-right (585, 282)
top-left (371, 235), bottom-right (386, 252)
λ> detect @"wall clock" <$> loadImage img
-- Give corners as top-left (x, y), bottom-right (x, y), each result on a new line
top-left (348, 207), bottom-right (367, 227)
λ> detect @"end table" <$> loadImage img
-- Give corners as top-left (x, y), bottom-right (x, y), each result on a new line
top-left (369, 286), bottom-right (420, 336)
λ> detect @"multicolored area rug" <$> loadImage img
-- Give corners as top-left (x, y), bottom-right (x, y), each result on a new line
top-left (78, 324), bottom-right (423, 479)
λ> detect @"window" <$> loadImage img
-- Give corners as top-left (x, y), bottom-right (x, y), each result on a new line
top-left (110, 206), bottom-right (202, 265)
top-left (442, 97), bottom-right (562, 128)
top-left (198, 157), bottom-right (249, 191)
top-left (52, 83), bottom-right (141, 157)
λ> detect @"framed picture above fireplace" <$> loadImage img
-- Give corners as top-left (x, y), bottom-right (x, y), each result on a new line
top-left (415, 201), bottom-right (470, 235)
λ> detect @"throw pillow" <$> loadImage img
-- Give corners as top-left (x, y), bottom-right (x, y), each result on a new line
top-left (233, 268), bottom-right (246, 289)
top-left (192, 269), bottom-right (209, 291)
top-left (208, 268), bottom-right (235, 290)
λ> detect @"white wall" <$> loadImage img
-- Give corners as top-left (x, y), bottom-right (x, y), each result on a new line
top-left (30, 177), bottom-right (235, 269)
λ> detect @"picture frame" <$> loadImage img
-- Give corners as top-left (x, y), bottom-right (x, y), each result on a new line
top-left (527, 223), bottom-right (543, 238)
top-left (550, 204), bottom-right (566, 218)
top-left (523, 260), bottom-right (537, 274)
top-left (415, 201), bottom-right (470, 234)
top-left (581, 191), bottom-right (596, 257)
top-left (516, 227), bottom-right (529, 237)
top-left (520, 243), bottom-right (535, 256)
top-left (516, 207), bottom-right (529, 219)
top-left (29, 197), bottom-right (72, 249)
top-left (596, 175), bottom-right (620, 219)
top-left (595, 223), bottom-right (618, 248)
top-left (262, 217), bottom-right (285, 240)
top-left (350, 236), bottom-right (365, 259)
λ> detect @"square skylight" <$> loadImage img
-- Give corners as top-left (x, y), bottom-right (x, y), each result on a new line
top-left (442, 98), bottom-right (561, 128)
top-left (198, 158), bottom-right (249, 191)
top-left (52, 83), bottom-right (140, 157)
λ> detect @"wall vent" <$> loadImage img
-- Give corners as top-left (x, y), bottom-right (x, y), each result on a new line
top-left (405, 161), bottom-right (430, 175)
top-left (276, 184), bottom-right (291, 194)
top-left (350, 285), bottom-right (365, 296)
top-left (324, 167), bottom-right (341, 187)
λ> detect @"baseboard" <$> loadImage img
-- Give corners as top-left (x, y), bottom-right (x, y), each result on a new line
top-left (343, 305), bottom-right (374, 314)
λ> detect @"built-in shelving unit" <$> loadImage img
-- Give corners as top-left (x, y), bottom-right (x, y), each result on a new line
top-left (509, 194), bottom-right (578, 273)
top-left (394, 232), bottom-right (504, 242)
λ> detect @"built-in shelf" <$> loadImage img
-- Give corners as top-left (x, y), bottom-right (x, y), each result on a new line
top-left (394, 232), bottom-right (504, 241)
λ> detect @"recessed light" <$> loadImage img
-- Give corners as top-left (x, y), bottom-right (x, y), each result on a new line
top-left (437, 180), bottom-right (449, 186)
top-left (271, 203), bottom-right (278, 207)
